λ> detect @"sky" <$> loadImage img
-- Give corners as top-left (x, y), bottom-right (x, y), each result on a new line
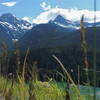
top-left (0, 0), bottom-right (100, 23)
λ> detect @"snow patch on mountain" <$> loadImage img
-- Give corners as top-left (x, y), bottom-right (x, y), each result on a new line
top-left (54, 22), bottom-right (79, 29)
top-left (0, 13), bottom-right (33, 39)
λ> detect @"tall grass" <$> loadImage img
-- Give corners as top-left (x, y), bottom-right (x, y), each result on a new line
top-left (17, 48), bottom-right (30, 100)
top-left (52, 55), bottom-right (84, 100)
top-left (80, 15), bottom-right (90, 100)
top-left (0, 45), bottom-right (87, 100)
top-left (14, 41), bottom-right (21, 75)
top-left (93, 0), bottom-right (97, 100)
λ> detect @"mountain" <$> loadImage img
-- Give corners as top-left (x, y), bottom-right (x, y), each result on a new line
top-left (54, 15), bottom-right (71, 24)
top-left (19, 19), bottom-right (100, 50)
top-left (52, 15), bottom-right (100, 29)
top-left (0, 13), bottom-right (33, 39)
top-left (1, 13), bottom-right (100, 51)
top-left (19, 22), bottom-right (72, 49)
top-left (51, 15), bottom-right (79, 31)
top-left (0, 13), bottom-right (99, 40)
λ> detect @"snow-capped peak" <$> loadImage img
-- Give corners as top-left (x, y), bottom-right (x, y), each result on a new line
top-left (51, 14), bottom-right (100, 29)
top-left (0, 13), bottom-right (33, 39)
top-left (52, 15), bottom-right (79, 29)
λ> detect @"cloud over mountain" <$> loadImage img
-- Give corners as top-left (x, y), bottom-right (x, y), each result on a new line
top-left (33, 7), bottom-right (100, 24)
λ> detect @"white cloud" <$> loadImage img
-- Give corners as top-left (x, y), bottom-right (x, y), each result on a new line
top-left (40, 2), bottom-right (51, 11)
top-left (1, 1), bottom-right (17, 7)
top-left (22, 17), bottom-right (33, 23)
top-left (33, 7), bottom-right (100, 24)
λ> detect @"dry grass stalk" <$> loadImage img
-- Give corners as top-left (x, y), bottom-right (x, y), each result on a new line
top-left (1, 42), bottom-right (9, 75)
top-left (14, 41), bottom-right (21, 75)
top-left (80, 15), bottom-right (89, 70)
top-left (28, 62), bottom-right (38, 100)
top-left (52, 55), bottom-right (83, 100)
top-left (80, 15), bottom-right (90, 100)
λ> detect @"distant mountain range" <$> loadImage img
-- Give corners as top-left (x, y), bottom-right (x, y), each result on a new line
top-left (0, 13), bottom-right (33, 39)
top-left (52, 14), bottom-right (100, 29)
top-left (19, 14), bottom-right (100, 49)
top-left (20, 22), bottom-right (100, 49)
top-left (0, 13), bottom-right (100, 51)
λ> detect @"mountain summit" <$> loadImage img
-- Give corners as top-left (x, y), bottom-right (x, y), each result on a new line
top-left (52, 15), bottom-right (79, 30)
top-left (0, 13), bottom-right (32, 39)
top-left (54, 15), bottom-right (73, 25)
top-left (0, 13), bottom-right (17, 24)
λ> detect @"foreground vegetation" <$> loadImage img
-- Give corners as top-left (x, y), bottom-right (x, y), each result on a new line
top-left (0, 75), bottom-right (99, 100)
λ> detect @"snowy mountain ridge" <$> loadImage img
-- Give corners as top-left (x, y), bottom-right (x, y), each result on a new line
top-left (0, 13), bottom-right (33, 39)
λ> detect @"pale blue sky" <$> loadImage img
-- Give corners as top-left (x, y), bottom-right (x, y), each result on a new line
top-left (0, 0), bottom-right (99, 23)
top-left (0, 0), bottom-right (99, 18)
